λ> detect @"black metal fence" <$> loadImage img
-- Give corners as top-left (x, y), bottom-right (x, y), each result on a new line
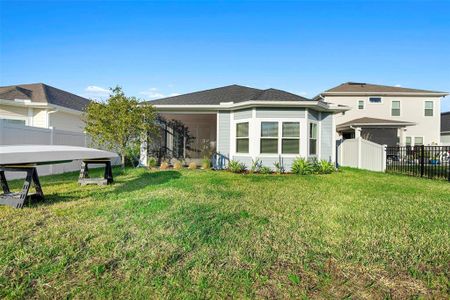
top-left (386, 145), bottom-right (450, 181)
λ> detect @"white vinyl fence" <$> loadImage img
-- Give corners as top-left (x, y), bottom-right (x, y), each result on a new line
top-left (338, 137), bottom-right (386, 172)
top-left (0, 119), bottom-right (118, 179)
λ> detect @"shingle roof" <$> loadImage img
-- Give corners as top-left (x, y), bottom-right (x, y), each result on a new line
top-left (146, 84), bottom-right (311, 105)
top-left (324, 82), bottom-right (447, 94)
top-left (0, 83), bottom-right (91, 112)
top-left (441, 112), bottom-right (450, 132)
top-left (337, 117), bottom-right (415, 128)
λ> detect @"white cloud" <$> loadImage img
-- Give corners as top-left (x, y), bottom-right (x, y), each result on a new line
top-left (395, 84), bottom-right (402, 87)
top-left (140, 88), bottom-right (180, 99)
top-left (84, 85), bottom-right (110, 101)
top-left (85, 85), bottom-right (109, 95)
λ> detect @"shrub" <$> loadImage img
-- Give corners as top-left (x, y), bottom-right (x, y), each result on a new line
top-left (273, 161), bottom-right (285, 174)
top-left (173, 161), bottom-right (183, 170)
top-left (201, 157), bottom-right (211, 169)
top-left (250, 158), bottom-right (262, 173)
top-left (291, 157), bottom-right (313, 175)
top-left (147, 157), bottom-right (157, 168)
top-left (228, 160), bottom-right (246, 173)
top-left (316, 160), bottom-right (336, 174)
top-left (160, 161), bottom-right (169, 170)
top-left (259, 166), bottom-right (272, 174)
top-left (188, 162), bottom-right (197, 170)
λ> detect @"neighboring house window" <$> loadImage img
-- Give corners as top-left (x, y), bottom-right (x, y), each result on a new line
top-left (309, 123), bottom-right (317, 155)
top-left (424, 101), bottom-right (433, 116)
top-left (282, 122), bottom-right (300, 154)
top-left (260, 122), bottom-right (279, 154)
top-left (405, 136), bottom-right (412, 146)
top-left (358, 100), bottom-right (364, 110)
top-left (236, 122), bottom-right (249, 153)
top-left (0, 118), bottom-right (26, 126)
top-left (369, 97), bottom-right (382, 103)
top-left (414, 137), bottom-right (424, 146)
top-left (391, 101), bottom-right (400, 116)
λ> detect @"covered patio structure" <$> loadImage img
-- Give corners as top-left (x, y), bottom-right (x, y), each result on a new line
top-left (337, 117), bottom-right (415, 146)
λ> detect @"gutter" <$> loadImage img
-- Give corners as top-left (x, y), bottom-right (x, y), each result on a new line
top-left (0, 99), bottom-right (84, 115)
top-left (148, 100), bottom-right (351, 113)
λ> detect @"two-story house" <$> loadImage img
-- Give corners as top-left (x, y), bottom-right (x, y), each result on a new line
top-left (316, 82), bottom-right (448, 146)
top-left (0, 83), bottom-right (91, 133)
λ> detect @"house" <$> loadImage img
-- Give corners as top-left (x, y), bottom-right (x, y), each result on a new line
top-left (142, 84), bottom-right (349, 169)
top-left (0, 83), bottom-right (90, 132)
top-left (441, 112), bottom-right (450, 145)
top-left (316, 82), bottom-right (448, 146)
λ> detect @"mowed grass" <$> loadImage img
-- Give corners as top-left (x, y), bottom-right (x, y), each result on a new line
top-left (0, 168), bottom-right (449, 299)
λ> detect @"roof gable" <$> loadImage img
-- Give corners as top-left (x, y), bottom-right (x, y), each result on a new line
top-left (0, 83), bottom-right (91, 111)
top-left (147, 84), bottom-right (310, 105)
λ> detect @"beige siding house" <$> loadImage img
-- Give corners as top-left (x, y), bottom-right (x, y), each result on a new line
top-left (0, 83), bottom-right (90, 133)
top-left (317, 82), bottom-right (448, 146)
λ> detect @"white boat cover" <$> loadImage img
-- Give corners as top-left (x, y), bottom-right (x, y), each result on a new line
top-left (0, 145), bottom-right (118, 165)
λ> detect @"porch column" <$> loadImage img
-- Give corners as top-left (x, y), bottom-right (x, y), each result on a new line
top-left (354, 127), bottom-right (362, 138)
top-left (398, 128), bottom-right (406, 146)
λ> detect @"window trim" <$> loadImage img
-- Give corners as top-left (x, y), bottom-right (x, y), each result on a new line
top-left (309, 122), bottom-right (318, 156)
top-left (281, 122), bottom-right (300, 154)
top-left (414, 136), bottom-right (424, 146)
top-left (391, 100), bottom-right (401, 117)
top-left (260, 121), bottom-right (279, 154)
top-left (368, 97), bottom-right (383, 104)
top-left (236, 122), bottom-right (249, 154)
top-left (424, 101), bottom-right (434, 117)
top-left (405, 136), bottom-right (412, 146)
top-left (357, 100), bottom-right (365, 110)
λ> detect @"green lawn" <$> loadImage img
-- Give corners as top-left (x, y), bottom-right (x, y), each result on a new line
top-left (0, 168), bottom-right (449, 299)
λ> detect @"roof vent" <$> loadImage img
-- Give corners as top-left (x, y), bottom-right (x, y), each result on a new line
top-left (348, 82), bottom-right (366, 86)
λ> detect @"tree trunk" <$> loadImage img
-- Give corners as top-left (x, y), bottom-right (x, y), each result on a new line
top-left (121, 154), bottom-right (126, 169)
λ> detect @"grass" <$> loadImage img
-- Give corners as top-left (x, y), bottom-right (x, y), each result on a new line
top-left (0, 167), bottom-right (449, 298)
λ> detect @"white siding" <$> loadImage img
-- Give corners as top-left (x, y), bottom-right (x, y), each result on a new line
top-left (326, 95), bottom-right (442, 145)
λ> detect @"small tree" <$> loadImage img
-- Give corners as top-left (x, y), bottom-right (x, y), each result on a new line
top-left (84, 86), bottom-right (157, 168)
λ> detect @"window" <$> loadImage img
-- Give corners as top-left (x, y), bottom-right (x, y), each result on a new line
top-left (236, 122), bottom-right (249, 153)
top-left (424, 101), bottom-right (433, 116)
top-left (405, 136), bottom-right (412, 146)
top-left (369, 97), bottom-right (382, 103)
top-left (0, 118), bottom-right (26, 126)
top-left (309, 123), bottom-right (317, 155)
top-left (358, 100), bottom-right (364, 110)
top-left (260, 122), bottom-right (278, 154)
top-left (391, 101), bottom-right (400, 116)
top-left (414, 137), bottom-right (423, 146)
top-left (282, 122), bottom-right (300, 154)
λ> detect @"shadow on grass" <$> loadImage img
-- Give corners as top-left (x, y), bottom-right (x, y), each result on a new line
top-left (111, 170), bottom-right (182, 195)
top-left (22, 169), bottom-right (182, 207)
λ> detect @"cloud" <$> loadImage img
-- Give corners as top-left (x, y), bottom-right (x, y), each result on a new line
top-left (140, 88), bottom-right (180, 99)
top-left (84, 85), bottom-right (110, 100)
top-left (395, 84), bottom-right (402, 87)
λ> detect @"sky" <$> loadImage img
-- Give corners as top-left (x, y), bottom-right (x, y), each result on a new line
top-left (0, 0), bottom-right (449, 111)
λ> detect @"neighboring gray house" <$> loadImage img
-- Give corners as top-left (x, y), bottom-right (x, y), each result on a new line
top-left (141, 85), bottom-right (348, 169)
top-left (441, 112), bottom-right (450, 145)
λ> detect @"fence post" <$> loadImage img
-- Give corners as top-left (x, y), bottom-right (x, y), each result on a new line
top-left (357, 137), bottom-right (362, 168)
top-left (382, 145), bottom-right (387, 172)
top-left (49, 127), bottom-right (54, 174)
top-left (420, 145), bottom-right (425, 177)
top-left (0, 119), bottom-right (4, 145)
